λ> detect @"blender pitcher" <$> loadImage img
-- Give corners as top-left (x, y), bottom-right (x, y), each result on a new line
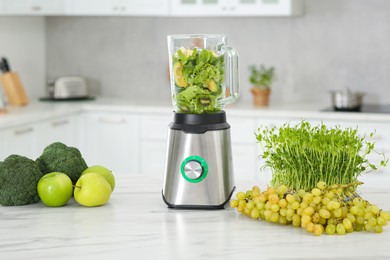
top-left (168, 34), bottom-right (239, 114)
top-left (163, 34), bottom-right (240, 209)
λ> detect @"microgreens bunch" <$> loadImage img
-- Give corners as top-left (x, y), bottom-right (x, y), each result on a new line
top-left (256, 121), bottom-right (388, 191)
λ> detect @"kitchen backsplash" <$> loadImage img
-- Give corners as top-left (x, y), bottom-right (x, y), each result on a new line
top-left (44, 0), bottom-right (390, 106)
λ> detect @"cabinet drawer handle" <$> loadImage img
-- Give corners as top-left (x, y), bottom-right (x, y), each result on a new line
top-left (14, 127), bottom-right (34, 135)
top-left (51, 119), bottom-right (69, 127)
top-left (98, 117), bottom-right (127, 124)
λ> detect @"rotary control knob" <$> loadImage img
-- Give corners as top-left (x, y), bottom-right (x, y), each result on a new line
top-left (180, 156), bottom-right (209, 183)
top-left (183, 160), bottom-right (203, 180)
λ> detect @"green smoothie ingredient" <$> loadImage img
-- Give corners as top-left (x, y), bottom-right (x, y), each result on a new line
top-left (172, 47), bottom-right (224, 114)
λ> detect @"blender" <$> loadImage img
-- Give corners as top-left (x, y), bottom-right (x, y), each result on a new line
top-left (162, 34), bottom-right (239, 209)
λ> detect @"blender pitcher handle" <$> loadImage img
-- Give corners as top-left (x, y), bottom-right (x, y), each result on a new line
top-left (220, 45), bottom-right (240, 105)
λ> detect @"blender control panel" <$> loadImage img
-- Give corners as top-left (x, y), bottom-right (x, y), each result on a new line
top-left (180, 156), bottom-right (208, 183)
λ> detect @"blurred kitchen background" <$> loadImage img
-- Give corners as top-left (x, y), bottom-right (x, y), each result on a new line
top-left (1, 0), bottom-right (390, 105)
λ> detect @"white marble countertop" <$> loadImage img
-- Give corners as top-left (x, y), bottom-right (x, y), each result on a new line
top-left (1, 174), bottom-right (390, 260)
top-left (1, 97), bottom-right (390, 130)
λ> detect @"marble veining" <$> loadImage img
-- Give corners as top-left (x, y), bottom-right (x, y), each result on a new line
top-left (1, 174), bottom-right (390, 260)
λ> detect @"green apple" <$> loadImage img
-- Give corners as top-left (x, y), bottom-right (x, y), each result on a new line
top-left (74, 172), bottom-right (112, 207)
top-left (37, 172), bottom-right (73, 207)
top-left (81, 165), bottom-right (115, 192)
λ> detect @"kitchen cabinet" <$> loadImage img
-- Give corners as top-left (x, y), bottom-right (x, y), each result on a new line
top-left (34, 114), bottom-right (80, 153)
top-left (1, 123), bottom-right (38, 159)
top-left (0, 114), bottom-right (80, 161)
top-left (139, 113), bottom-right (171, 175)
top-left (0, 0), bottom-right (66, 15)
top-left (67, 0), bottom-right (169, 16)
top-left (170, 0), bottom-right (304, 17)
top-left (80, 111), bottom-right (140, 174)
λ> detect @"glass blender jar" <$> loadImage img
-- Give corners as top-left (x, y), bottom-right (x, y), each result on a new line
top-left (162, 34), bottom-right (240, 209)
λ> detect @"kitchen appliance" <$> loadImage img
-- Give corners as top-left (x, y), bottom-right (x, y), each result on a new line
top-left (48, 76), bottom-right (88, 99)
top-left (162, 34), bottom-right (239, 209)
top-left (330, 88), bottom-right (364, 111)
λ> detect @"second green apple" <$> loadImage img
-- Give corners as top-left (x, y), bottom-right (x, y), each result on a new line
top-left (81, 165), bottom-right (115, 192)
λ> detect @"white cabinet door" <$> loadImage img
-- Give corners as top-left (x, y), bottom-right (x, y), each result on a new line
top-left (68, 0), bottom-right (169, 16)
top-left (35, 114), bottom-right (80, 153)
top-left (139, 113), bottom-right (171, 175)
top-left (81, 112), bottom-right (139, 174)
top-left (170, 0), bottom-right (303, 16)
top-left (2, 0), bottom-right (66, 15)
top-left (1, 124), bottom-right (37, 160)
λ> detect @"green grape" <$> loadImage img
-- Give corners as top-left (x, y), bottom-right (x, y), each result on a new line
top-left (271, 204), bottom-right (280, 212)
top-left (256, 201), bottom-right (265, 210)
top-left (319, 217), bottom-right (327, 225)
top-left (259, 194), bottom-right (267, 202)
top-left (276, 185), bottom-right (288, 196)
top-left (286, 208), bottom-right (295, 218)
top-left (317, 181), bottom-right (327, 190)
top-left (321, 197), bottom-right (330, 205)
top-left (356, 216), bottom-right (365, 225)
top-left (313, 196), bottom-right (322, 204)
top-left (291, 201), bottom-right (300, 210)
top-left (301, 215), bottom-right (311, 225)
top-left (313, 224), bottom-right (324, 236)
top-left (319, 209), bottom-right (331, 219)
top-left (376, 216), bottom-right (387, 226)
top-left (342, 218), bottom-right (352, 230)
top-left (306, 222), bottom-right (314, 233)
top-left (251, 208), bottom-right (260, 219)
top-left (369, 205), bottom-right (380, 215)
top-left (374, 225), bottom-right (383, 233)
top-left (230, 199), bottom-right (239, 208)
top-left (312, 213), bottom-right (320, 224)
top-left (286, 194), bottom-right (295, 203)
top-left (304, 206), bottom-right (315, 216)
top-left (368, 217), bottom-right (377, 226)
top-left (269, 194), bottom-right (279, 204)
top-left (265, 201), bottom-right (272, 210)
top-left (264, 209), bottom-right (272, 221)
top-left (279, 199), bottom-right (287, 208)
top-left (270, 212), bottom-right (280, 223)
top-left (246, 200), bottom-right (255, 210)
top-left (244, 207), bottom-right (251, 216)
top-left (279, 216), bottom-right (287, 225)
top-left (380, 211), bottom-right (390, 221)
top-left (303, 193), bottom-right (314, 203)
top-left (336, 223), bottom-right (346, 235)
top-left (246, 190), bottom-right (253, 199)
top-left (236, 192), bottom-right (246, 200)
top-left (325, 191), bottom-right (335, 200)
top-left (298, 189), bottom-right (306, 198)
top-left (325, 223), bottom-right (336, 234)
top-left (350, 205), bottom-right (360, 215)
top-left (279, 208), bottom-right (287, 217)
top-left (237, 204), bottom-right (245, 213)
top-left (346, 213), bottom-right (356, 223)
top-left (292, 214), bottom-right (301, 227)
top-left (364, 222), bottom-right (373, 231)
top-left (355, 224), bottom-right (364, 231)
top-left (333, 208), bottom-right (343, 218)
top-left (300, 202), bottom-right (309, 209)
top-left (311, 188), bottom-right (322, 197)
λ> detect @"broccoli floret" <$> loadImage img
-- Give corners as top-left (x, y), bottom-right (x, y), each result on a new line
top-left (36, 142), bottom-right (88, 184)
top-left (0, 155), bottom-right (44, 206)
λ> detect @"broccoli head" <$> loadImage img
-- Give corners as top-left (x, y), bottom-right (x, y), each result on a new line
top-left (36, 142), bottom-right (88, 184)
top-left (0, 154), bottom-right (44, 206)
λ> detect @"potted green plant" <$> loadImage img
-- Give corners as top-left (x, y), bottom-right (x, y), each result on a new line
top-left (249, 64), bottom-right (276, 106)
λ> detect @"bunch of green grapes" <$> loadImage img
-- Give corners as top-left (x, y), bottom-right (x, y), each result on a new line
top-left (230, 182), bottom-right (390, 236)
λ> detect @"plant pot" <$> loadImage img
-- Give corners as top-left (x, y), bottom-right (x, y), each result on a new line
top-left (251, 87), bottom-right (271, 107)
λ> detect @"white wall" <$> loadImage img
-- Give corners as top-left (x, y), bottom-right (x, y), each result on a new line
top-left (0, 17), bottom-right (46, 101)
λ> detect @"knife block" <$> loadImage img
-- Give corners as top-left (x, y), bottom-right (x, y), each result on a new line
top-left (0, 72), bottom-right (29, 106)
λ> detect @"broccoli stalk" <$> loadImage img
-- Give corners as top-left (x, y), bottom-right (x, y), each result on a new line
top-left (0, 155), bottom-right (44, 206)
top-left (36, 142), bottom-right (88, 184)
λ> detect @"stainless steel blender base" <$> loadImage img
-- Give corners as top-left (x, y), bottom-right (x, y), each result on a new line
top-left (162, 128), bottom-right (235, 209)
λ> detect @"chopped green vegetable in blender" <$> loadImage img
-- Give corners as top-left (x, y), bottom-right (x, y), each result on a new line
top-left (172, 48), bottom-right (224, 114)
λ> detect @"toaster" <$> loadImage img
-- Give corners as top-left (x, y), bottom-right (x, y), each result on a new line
top-left (50, 76), bottom-right (88, 99)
